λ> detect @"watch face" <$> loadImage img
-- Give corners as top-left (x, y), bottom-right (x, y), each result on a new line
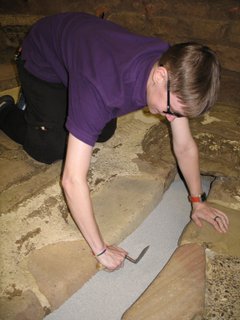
top-left (200, 192), bottom-right (207, 202)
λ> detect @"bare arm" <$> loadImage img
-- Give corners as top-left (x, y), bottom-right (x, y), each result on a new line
top-left (62, 133), bottom-right (127, 270)
top-left (170, 118), bottom-right (229, 233)
top-left (171, 117), bottom-right (202, 195)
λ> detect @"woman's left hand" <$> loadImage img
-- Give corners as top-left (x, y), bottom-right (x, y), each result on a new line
top-left (191, 201), bottom-right (229, 233)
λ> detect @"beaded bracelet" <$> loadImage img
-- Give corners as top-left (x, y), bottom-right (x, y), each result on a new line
top-left (95, 247), bottom-right (107, 257)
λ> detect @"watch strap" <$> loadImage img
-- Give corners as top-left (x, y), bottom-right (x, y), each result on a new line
top-left (188, 192), bottom-right (207, 203)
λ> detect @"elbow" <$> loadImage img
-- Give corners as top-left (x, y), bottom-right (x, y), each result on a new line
top-left (61, 170), bottom-right (87, 197)
top-left (61, 174), bottom-right (73, 199)
top-left (61, 172), bottom-right (78, 195)
top-left (61, 174), bottom-right (70, 193)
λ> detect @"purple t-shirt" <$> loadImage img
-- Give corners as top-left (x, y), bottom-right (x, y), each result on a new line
top-left (21, 12), bottom-right (169, 146)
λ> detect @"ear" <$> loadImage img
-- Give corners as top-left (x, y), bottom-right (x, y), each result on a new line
top-left (152, 66), bottom-right (168, 86)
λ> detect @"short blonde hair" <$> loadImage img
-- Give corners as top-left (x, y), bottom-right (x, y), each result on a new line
top-left (159, 42), bottom-right (221, 117)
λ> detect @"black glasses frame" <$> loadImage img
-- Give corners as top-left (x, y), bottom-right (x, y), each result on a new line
top-left (163, 80), bottom-right (184, 118)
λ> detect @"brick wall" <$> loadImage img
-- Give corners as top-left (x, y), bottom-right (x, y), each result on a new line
top-left (0, 0), bottom-right (239, 106)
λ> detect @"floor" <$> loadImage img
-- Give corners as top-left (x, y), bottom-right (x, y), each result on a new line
top-left (45, 176), bottom-right (211, 320)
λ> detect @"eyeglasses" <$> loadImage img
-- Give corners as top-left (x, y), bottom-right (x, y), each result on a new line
top-left (163, 80), bottom-right (184, 118)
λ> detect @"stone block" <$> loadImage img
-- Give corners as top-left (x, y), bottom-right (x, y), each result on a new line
top-left (109, 12), bottom-right (147, 34)
top-left (151, 16), bottom-right (189, 39)
top-left (179, 204), bottom-right (240, 257)
top-left (177, 179), bottom-right (240, 320)
top-left (189, 104), bottom-right (240, 178)
top-left (151, 15), bottom-right (229, 44)
top-left (0, 162), bottom-right (62, 214)
top-left (151, 16), bottom-right (239, 74)
top-left (184, 18), bottom-right (228, 43)
top-left (147, 0), bottom-right (239, 21)
top-left (92, 173), bottom-right (174, 245)
top-left (27, 241), bottom-right (97, 310)
top-left (172, 1), bottom-right (211, 19)
top-left (0, 14), bottom-right (43, 26)
top-left (208, 0), bottom-right (240, 20)
top-left (228, 20), bottom-right (240, 44)
top-left (122, 244), bottom-right (205, 320)
top-left (208, 177), bottom-right (240, 211)
top-left (139, 119), bottom-right (176, 167)
top-left (0, 158), bottom-right (36, 193)
top-left (0, 290), bottom-right (46, 320)
top-left (219, 70), bottom-right (240, 107)
top-left (144, 0), bottom-right (210, 19)
top-left (145, 16), bottom-right (239, 73)
top-left (214, 44), bottom-right (240, 73)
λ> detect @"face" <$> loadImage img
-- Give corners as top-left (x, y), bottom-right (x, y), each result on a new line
top-left (146, 66), bottom-right (185, 122)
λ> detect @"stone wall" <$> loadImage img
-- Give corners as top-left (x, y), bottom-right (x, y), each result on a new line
top-left (0, 0), bottom-right (240, 106)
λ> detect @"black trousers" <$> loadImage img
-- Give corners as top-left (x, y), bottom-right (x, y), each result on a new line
top-left (0, 58), bottom-right (117, 164)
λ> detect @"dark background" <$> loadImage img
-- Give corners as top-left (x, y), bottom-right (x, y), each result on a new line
top-left (0, 0), bottom-right (239, 107)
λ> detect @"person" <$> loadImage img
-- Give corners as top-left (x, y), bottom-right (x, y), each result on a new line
top-left (0, 12), bottom-right (229, 271)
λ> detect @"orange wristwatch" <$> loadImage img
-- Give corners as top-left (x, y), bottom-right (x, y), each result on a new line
top-left (188, 192), bottom-right (207, 203)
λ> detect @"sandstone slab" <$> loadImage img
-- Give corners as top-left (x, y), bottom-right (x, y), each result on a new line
top-left (179, 179), bottom-right (240, 320)
top-left (178, 139), bottom-right (240, 256)
top-left (190, 104), bottom-right (240, 178)
top-left (0, 157), bottom-right (62, 214)
top-left (122, 244), bottom-right (205, 320)
top-left (93, 170), bottom-right (175, 245)
top-left (0, 290), bottom-right (46, 320)
top-left (0, 157), bottom-right (36, 193)
top-left (208, 177), bottom-right (240, 211)
top-left (179, 204), bottom-right (240, 257)
top-left (27, 241), bottom-right (97, 310)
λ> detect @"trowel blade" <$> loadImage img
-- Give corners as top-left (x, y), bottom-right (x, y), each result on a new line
top-left (125, 245), bottom-right (150, 264)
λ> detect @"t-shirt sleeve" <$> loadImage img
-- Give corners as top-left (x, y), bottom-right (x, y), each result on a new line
top-left (65, 74), bottom-right (111, 146)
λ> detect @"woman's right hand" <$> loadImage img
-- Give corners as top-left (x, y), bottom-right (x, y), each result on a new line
top-left (96, 245), bottom-right (128, 271)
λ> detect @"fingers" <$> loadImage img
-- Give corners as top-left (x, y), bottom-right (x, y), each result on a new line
top-left (191, 203), bottom-right (229, 234)
top-left (208, 207), bottom-right (229, 233)
top-left (212, 212), bottom-right (229, 233)
top-left (215, 208), bottom-right (229, 225)
top-left (96, 245), bottom-right (127, 272)
top-left (108, 244), bottom-right (128, 257)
